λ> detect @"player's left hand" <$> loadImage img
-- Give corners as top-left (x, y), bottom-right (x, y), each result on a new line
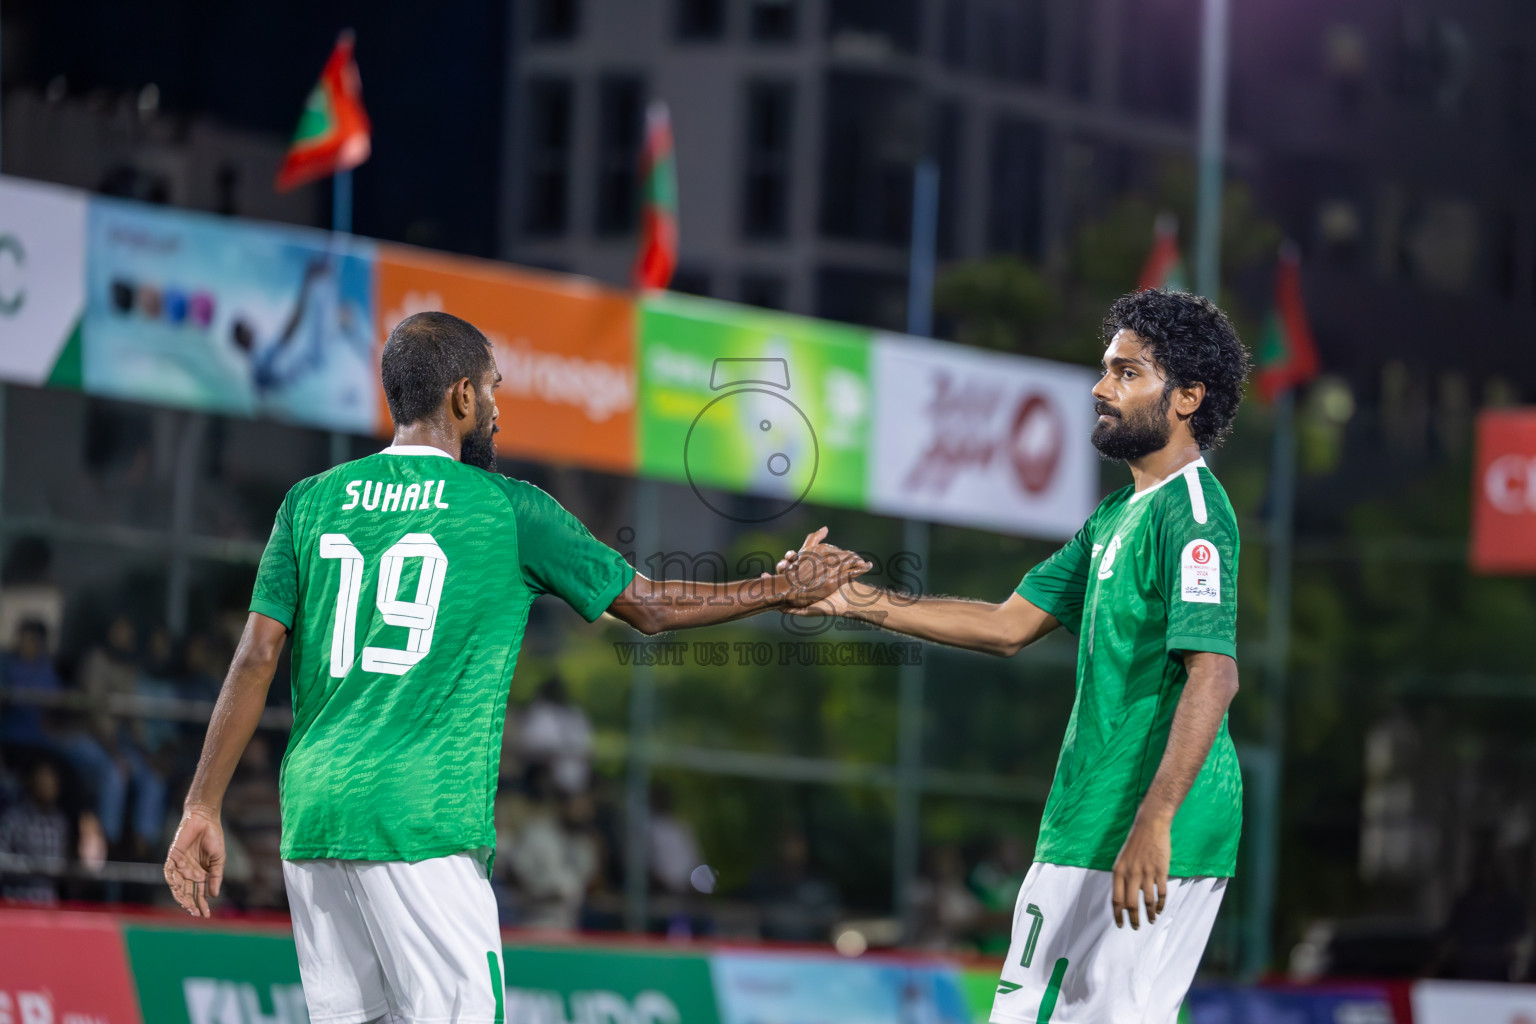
top-left (164, 804), bottom-right (226, 918)
top-left (1111, 815), bottom-right (1170, 929)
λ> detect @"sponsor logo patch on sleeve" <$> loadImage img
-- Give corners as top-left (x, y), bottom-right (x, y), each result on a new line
top-left (1180, 539), bottom-right (1220, 603)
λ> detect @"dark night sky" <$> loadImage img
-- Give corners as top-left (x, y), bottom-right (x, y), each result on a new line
top-left (5, 0), bottom-right (510, 256)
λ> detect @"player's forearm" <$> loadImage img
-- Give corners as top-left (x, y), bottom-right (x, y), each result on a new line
top-left (623, 575), bottom-right (793, 633)
top-left (1134, 652), bottom-right (1239, 825)
top-left (840, 587), bottom-right (1045, 656)
top-left (184, 616), bottom-right (284, 813)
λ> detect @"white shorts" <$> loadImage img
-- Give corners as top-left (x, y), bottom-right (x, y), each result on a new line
top-left (284, 850), bottom-right (505, 1024)
top-left (989, 863), bottom-right (1226, 1024)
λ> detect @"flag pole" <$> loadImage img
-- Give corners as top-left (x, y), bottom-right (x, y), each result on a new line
top-left (333, 169), bottom-right (353, 234)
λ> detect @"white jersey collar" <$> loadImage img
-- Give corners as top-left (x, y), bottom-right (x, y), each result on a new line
top-left (380, 444), bottom-right (456, 460)
top-left (1127, 456), bottom-right (1207, 502)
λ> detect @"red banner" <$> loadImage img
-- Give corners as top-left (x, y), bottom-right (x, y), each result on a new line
top-left (0, 909), bottom-right (143, 1024)
top-left (1470, 409), bottom-right (1536, 574)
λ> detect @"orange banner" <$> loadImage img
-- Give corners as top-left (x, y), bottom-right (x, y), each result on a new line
top-left (376, 246), bottom-right (636, 474)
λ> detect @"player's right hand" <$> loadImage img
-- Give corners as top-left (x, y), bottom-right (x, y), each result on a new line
top-left (164, 804), bottom-right (226, 918)
top-left (775, 527), bottom-right (871, 607)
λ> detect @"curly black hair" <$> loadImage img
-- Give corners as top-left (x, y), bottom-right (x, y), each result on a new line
top-left (1102, 289), bottom-right (1251, 450)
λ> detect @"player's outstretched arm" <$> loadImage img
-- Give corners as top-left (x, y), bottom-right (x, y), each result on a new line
top-left (1111, 650), bottom-right (1239, 930)
top-left (795, 585), bottom-right (1058, 657)
top-left (164, 611), bottom-right (287, 918)
top-left (606, 527), bottom-right (872, 635)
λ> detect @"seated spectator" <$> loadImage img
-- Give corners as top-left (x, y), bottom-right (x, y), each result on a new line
top-left (0, 620), bottom-right (63, 752)
top-left (514, 677), bottom-right (593, 796)
top-left (746, 828), bottom-right (842, 943)
top-left (76, 615), bottom-right (166, 859)
top-left (647, 782), bottom-right (701, 896)
top-left (502, 766), bottom-right (597, 930)
top-left (910, 843), bottom-right (984, 951)
top-left (223, 734), bottom-right (285, 908)
top-left (0, 762), bottom-right (68, 904)
top-left (969, 835), bottom-right (1029, 956)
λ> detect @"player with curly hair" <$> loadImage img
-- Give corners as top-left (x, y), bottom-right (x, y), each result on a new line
top-left (783, 288), bottom-right (1252, 1023)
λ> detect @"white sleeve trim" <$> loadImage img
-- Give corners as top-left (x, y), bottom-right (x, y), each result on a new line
top-left (1182, 463), bottom-right (1208, 524)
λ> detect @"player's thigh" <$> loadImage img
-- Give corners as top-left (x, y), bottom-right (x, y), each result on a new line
top-left (350, 849), bottom-right (505, 1024)
top-left (993, 864), bottom-right (1111, 1023)
top-left (1140, 876), bottom-right (1228, 1024)
top-left (284, 859), bottom-right (392, 1024)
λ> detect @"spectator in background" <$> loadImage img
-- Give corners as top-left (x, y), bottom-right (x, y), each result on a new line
top-left (77, 615), bottom-right (166, 858)
top-left (647, 782), bottom-right (701, 897)
top-left (514, 677), bottom-right (593, 796)
top-left (0, 620), bottom-right (63, 752)
top-left (1429, 829), bottom-right (1532, 981)
top-left (1, 620), bottom-right (123, 858)
top-left (0, 762), bottom-right (68, 904)
top-left (969, 835), bottom-right (1029, 956)
top-left (746, 828), bottom-right (842, 943)
top-left (909, 844), bottom-right (984, 951)
top-left (502, 765), bottom-right (597, 929)
top-left (223, 733), bottom-right (285, 908)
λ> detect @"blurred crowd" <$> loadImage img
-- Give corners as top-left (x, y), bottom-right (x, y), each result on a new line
top-left (2, 607), bottom-right (1533, 977)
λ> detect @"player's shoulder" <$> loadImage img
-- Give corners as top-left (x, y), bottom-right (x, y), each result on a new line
top-left (1150, 458), bottom-right (1237, 531)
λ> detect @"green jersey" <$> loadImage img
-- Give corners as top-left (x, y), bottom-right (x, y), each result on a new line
top-left (1018, 457), bottom-right (1242, 878)
top-left (250, 445), bottom-right (635, 863)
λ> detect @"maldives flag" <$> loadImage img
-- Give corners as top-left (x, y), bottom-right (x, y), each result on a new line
top-left (633, 100), bottom-right (678, 291)
top-left (1256, 244), bottom-right (1321, 402)
top-left (275, 31), bottom-right (372, 192)
top-left (1137, 212), bottom-right (1189, 291)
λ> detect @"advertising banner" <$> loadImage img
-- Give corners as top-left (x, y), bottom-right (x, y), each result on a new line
top-left (869, 335), bottom-right (1097, 540)
top-left (711, 951), bottom-right (969, 1024)
top-left (84, 198), bottom-right (378, 433)
top-left (1185, 985), bottom-right (1401, 1023)
top-left (376, 247), bottom-right (637, 473)
top-left (123, 922), bottom-right (309, 1024)
top-left (1412, 980), bottom-right (1536, 1024)
top-left (503, 942), bottom-right (721, 1024)
top-left (0, 910), bottom-right (143, 1024)
top-left (639, 292), bottom-right (872, 519)
top-left (1469, 408), bottom-right (1536, 574)
top-left (0, 176), bottom-right (87, 387)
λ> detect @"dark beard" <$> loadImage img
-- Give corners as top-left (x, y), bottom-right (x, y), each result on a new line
top-left (1091, 390), bottom-right (1172, 462)
top-left (460, 420), bottom-right (499, 471)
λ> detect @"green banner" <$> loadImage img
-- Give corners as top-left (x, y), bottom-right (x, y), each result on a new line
top-left (638, 292), bottom-right (872, 517)
top-left (503, 943), bottom-right (721, 1024)
top-left (119, 924), bottom-right (720, 1024)
top-left (122, 923), bottom-right (308, 1024)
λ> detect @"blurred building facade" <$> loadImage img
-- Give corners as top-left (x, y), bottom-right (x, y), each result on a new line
top-left (499, 0), bottom-right (1201, 325)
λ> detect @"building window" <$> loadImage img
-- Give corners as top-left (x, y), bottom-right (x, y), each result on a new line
top-left (742, 82), bottom-right (795, 241)
top-left (595, 76), bottom-right (645, 236)
top-left (523, 78), bottom-right (573, 237)
top-left (816, 266), bottom-right (908, 331)
top-left (988, 118), bottom-right (1044, 259)
top-left (672, 268), bottom-right (712, 296)
top-left (819, 72), bottom-right (920, 247)
top-left (750, 0), bottom-right (798, 43)
top-left (828, 0), bottom-right (919, 56)
top-left (740, 273), bottom-right (787, 310)
top-left (676, 0), bottom-right (726, 41)
top-left (531, 0), bottom-right (580, 42)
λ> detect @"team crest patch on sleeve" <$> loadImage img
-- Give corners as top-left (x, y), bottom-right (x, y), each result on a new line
top-left (1180, 539), bottom-right (1220, 603)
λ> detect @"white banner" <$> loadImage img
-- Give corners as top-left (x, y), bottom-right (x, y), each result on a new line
top-left (1413, 981), bottom-right (1536, 1024)
top-left (0, 176), bottom-right (87, 384)
top-left (870, 334), bottom-right (1098, 540)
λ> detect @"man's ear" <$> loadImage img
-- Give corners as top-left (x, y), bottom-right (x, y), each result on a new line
top-left (448, 377), bottom-right (474, 422)
top-left (1173, 382), bottom-right (1206, 423)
